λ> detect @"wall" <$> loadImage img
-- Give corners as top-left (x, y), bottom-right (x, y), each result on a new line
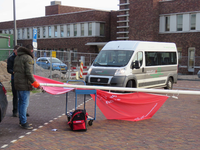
top-left (159, 0), bottom-right (200, 74)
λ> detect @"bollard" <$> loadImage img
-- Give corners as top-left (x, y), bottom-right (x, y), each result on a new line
top-left (79, 62), bottom-right (83, 79)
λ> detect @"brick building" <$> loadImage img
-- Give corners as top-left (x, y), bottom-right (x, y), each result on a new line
top-left (0, 1), bottom-right (118, 54)
top-left (0, 0), bottom-right (200, 74)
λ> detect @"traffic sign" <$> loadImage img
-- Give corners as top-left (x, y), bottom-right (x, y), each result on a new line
top-left (32, 28), bottom-right (37, 50)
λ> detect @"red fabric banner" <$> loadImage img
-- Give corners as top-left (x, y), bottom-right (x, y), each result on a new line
top-left (34, 75), bottom-right (74, 95)
top-left (91, 90), bottom-right (169, 121)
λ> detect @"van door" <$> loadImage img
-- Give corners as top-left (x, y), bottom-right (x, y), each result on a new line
top-left (131, 51), bottom-right (145, 88)
top-left (144, 52), bottom-right (166, 88)
top-left (144, 52), bottom-right (177, 88)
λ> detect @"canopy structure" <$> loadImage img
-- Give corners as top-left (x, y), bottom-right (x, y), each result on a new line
top-left (34, 75), bottom-right (74, 95)
top-left (34, 75), bottom-right (173, 121)
top-left (91, 90), bottom-right (168, 121)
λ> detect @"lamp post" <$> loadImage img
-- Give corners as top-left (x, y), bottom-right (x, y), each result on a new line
top-left (13, 0), bottom-right (17, 46)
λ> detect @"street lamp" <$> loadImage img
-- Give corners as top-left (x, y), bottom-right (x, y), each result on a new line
top-left (13, 0), bottom-right (17, 46)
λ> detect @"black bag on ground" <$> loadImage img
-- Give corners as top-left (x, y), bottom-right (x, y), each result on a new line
top-left (68, 109), bottom-right (88, 131)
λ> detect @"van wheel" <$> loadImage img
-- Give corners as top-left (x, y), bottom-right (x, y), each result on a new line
top-left (125, 80), bottom-right (133, 93)
top-left (126, 80), bottom-right (132, 87)
top-left (164, 78), bottom-right (173, 89)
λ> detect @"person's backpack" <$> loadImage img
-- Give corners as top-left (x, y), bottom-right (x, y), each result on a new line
top-left (68, 109), bottom-right (88, 131)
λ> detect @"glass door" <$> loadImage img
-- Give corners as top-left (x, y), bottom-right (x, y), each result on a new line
top-left (188, 47), bottom-right (195, 72)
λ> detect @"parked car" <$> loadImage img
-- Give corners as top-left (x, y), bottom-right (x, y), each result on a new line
top-left (36, 57), bottom-right (68, 73)
top-left (0, 82), bottom-right (8, 122)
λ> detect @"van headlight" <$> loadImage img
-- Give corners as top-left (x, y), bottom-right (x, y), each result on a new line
top-left (115, 68), bottom-right (126, 76)
top-left (88, 68), bottom-right (92, 75)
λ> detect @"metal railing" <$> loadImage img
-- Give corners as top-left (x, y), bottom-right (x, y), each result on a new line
top-left (34, 50), bottom-right (98, 81)
top-left (0, 49), bottom-right (98, 85)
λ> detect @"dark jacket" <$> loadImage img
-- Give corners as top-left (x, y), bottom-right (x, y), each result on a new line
top-left (7, 53), bottom-right (16, 80)
top-left (14, 46), bottom-right (35, 91)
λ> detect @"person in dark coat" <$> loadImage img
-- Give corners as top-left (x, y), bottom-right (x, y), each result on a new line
top-left (14, 44), bottom-right (41, 129)
top-left (7, 45), bottom-right (19, 117)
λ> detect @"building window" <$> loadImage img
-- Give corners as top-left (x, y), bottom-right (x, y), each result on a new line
top-left (37, 27), bottom-right (40, 39)
top-left (43, 27), bottom-right (46, 38)
top-left (17, 29), bottom-right (20, 39)
top-left (72, 48), bottom-right (78, 61)
top-left (165, 16), bottom-right (170, 31)
top-left (9, 29), bottom-right (12, 34)
top-left (54, 26), bottom-right (57, 37)
top-left (67, 25), bottom-right (70, 37)
top-left (60, 25), bottom-right (64, 37)
top-left (27, 28), bottom-right (30, 39)
top-left (177, 14), bottom-right (183, 31)
top-left (48, 26), bottom-right (51, 38)
top-left (81, 23), bottom-right (84, 36)
top-left (22, 28), bottom-right (25, 39)
top-left (188, 47), bottom-right (195, 72)
top-left (100, 23), bottom-right (105, 36)
top-left (88, 23), bottom-right (92, 36)
top-left (190, 14), bottom-right (196, 30)
top-left (74, 24), bottom-right (77, 36)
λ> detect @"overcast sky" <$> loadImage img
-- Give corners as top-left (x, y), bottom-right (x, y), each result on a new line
top-left (0, 0), bottom-right (119, 22)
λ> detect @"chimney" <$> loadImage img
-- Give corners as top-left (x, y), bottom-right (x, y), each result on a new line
top-left (51, 1), bottom-right (61, 5)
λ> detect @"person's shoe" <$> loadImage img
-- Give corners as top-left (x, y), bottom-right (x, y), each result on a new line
top-left (20, 122), bottom-right (33, 130)
top-left (19, 122), bottom-right (32, 126)
top-left (26, 113), bottom-right (30, 117)
top-left (12, 113), bottom-right (17, 117)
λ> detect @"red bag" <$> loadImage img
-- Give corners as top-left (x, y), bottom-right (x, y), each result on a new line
top-left (68, 109), bottom-right (88, 131)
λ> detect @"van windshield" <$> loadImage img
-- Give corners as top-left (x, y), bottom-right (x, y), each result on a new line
top-left (93, 50), bottom-right (134, 67)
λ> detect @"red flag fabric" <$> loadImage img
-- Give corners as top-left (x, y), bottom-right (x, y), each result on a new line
top-left (91, 90), bottom-right (169, 121)
top-left (34, 75), bottom-right (74, 95)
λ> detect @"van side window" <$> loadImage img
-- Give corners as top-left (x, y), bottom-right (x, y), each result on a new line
top-left (133, 51), bottom-right (143, 66)
top-left (145, 52), bottom-right (177, 66)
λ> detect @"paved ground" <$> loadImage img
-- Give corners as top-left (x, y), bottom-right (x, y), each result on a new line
top-left (0, 76), bottom-right (200, 149)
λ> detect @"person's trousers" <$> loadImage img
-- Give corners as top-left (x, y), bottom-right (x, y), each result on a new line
top-left (17, 91), bottom-right (30, 124)
top-left (11, 79), bottom-right (18, 114)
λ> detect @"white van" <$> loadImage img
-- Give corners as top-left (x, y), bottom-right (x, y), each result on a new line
top-left (85, 41), bottom-right (178, 89)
